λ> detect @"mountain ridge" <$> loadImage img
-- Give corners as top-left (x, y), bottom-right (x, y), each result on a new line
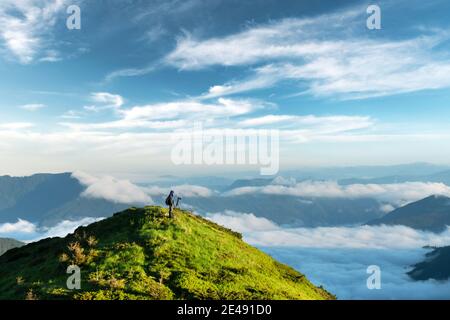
top-left (366, 195), bottom-right (450, 232)
top-left (0, 238), bottom-right (24, 256)
top-left (0, 173), bottom-right (129, 226)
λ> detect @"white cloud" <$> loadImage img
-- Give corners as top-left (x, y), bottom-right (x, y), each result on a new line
top-left (72, 171), bottom-right (153, 204)
top-left (171, 184), bottom-right (214, 197)
top-left (0, 122), bottom-right (34, 130)
top-left (207, 211), bottom-right (450, 249)
top-left (0, 217), bottom-right (104, 242)
top-left (207, 210), bottom-right (279, 233)
top-left (19, 103), bottom-right (46, 111)
top-left (84, 92), bottom-right (125, 112)
top-left (0, 0), bottom-right (68, 64)
top-left (59, 118), bottom-right (188, 131)
top-left (36, 217), bottom-right (104, 240)
top-left (60, 97), bottom-right (265, 131)
top-left (60, 109), bottom-right (84, 119)
top-left (165, 8), bottom-right (450, 99)
top-left (0, 219), bottom-right (36, 234)
top-left (145, 184), bottom-right (214, 198)
top-left (0, 128), bottom-right (175, 175)
top-left (238, 115), bottom-right (298, 127)
top-left (380, 204), bottom-right (395, 213)
top-left (91, 92), bottom-right (124, 108)
top-left (246, 225), bottom-right (450, 249)
top-left (224, 181), bottom-right (450, 206)
top-left (238, 115), bottom-right (373, 132)
top-left (105, 64), bottom-right (156, 82)
top-left (203, 76), bottom-right (277, 99)
top-left (122, 98), bottom-right (261, 122)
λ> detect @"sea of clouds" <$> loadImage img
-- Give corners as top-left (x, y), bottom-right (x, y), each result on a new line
top-left (71, 172), bottom-right (450, 210)
top-left (207, 211), bottom-right (450, 299)
top-left (263, 247), bottom-right (450, 300)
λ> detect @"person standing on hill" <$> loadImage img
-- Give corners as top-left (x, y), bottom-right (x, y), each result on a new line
top-left (165, 190), bottom-right (175, 218)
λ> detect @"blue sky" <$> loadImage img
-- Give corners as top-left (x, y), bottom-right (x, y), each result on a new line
top-left (1, 0), bottom-right (450, 177)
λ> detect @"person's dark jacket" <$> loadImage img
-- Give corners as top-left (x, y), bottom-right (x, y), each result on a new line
top-left (165, 191), bottom-right (175, 206)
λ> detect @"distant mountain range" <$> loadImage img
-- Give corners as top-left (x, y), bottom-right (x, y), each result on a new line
top-left (152, 163), bottom-right (450, 189)
top-left (2, 168), bottom-right (450, 230)
top-left (367, 195), bottom-right (450, 232)
top-left (0, 238), bottom-right (24, 256)
top-left (0, 173), bottom-right (128, 226)
top-left (186, 194), bottom-right (385, 227)
top-left (339, 170), bottom-right (450, 186)
top-left (0, 172), bottom-right (389, 229)
top-left (408, 246), bottom-right (450, 281)
top-left (285, 162), bottom-right (450, 181)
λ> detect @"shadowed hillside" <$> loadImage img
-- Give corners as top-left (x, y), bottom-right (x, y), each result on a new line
top-left (0, 173), bottom-right (129, 226)
top-left (367, 195), bottom-right (450, 232)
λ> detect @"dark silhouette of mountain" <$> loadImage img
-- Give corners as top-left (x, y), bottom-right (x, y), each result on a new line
top-left (0, 173), bottom-right (83, 221)
top-left (367, 195), bottom-right (450, 232)
top-left (0, 173), bottom-right (129, 226)
top-left (408, 246), bottom-right (450, 281)
top-left (0, 207), bottom-right (334, 300)
top-left (0, 238), bottom-right (24, 256)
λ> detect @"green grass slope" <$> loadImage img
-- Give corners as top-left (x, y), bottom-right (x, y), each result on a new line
top-left (0, 206), bottom-right (334, 300)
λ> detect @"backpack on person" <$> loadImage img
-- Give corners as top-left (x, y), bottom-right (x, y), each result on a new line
top-left (165, 191), bottom-right (174, 206)
top-left (165, 195), bottom-right (172, 206)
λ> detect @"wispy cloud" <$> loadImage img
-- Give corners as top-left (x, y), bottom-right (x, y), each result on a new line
top-left (83, 92), bottom-right (125, 112)
top-left (60, 97), bottom-right (265, 131)
top-left (105, 64), bottom-right (157, 82)
top-left (0, 0), bottom-right (68, 64)
top-left (224, 181), bottom-right (450, 206)
top-left (165, 8), bottom-right (450, 99)
top-left (238, 115), bottom-right (373, 131)
top-left (19, 103), bottom-right (46, 111)
top-left (91, 92), bottom-right (124, 107)
top-left (60, 109), bottom-right (84, 119)
top-left (121, 98), bottom-right (261, 121)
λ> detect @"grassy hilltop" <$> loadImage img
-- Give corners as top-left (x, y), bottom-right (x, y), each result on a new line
top-left (0, 206), bottom-right (334, 300)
